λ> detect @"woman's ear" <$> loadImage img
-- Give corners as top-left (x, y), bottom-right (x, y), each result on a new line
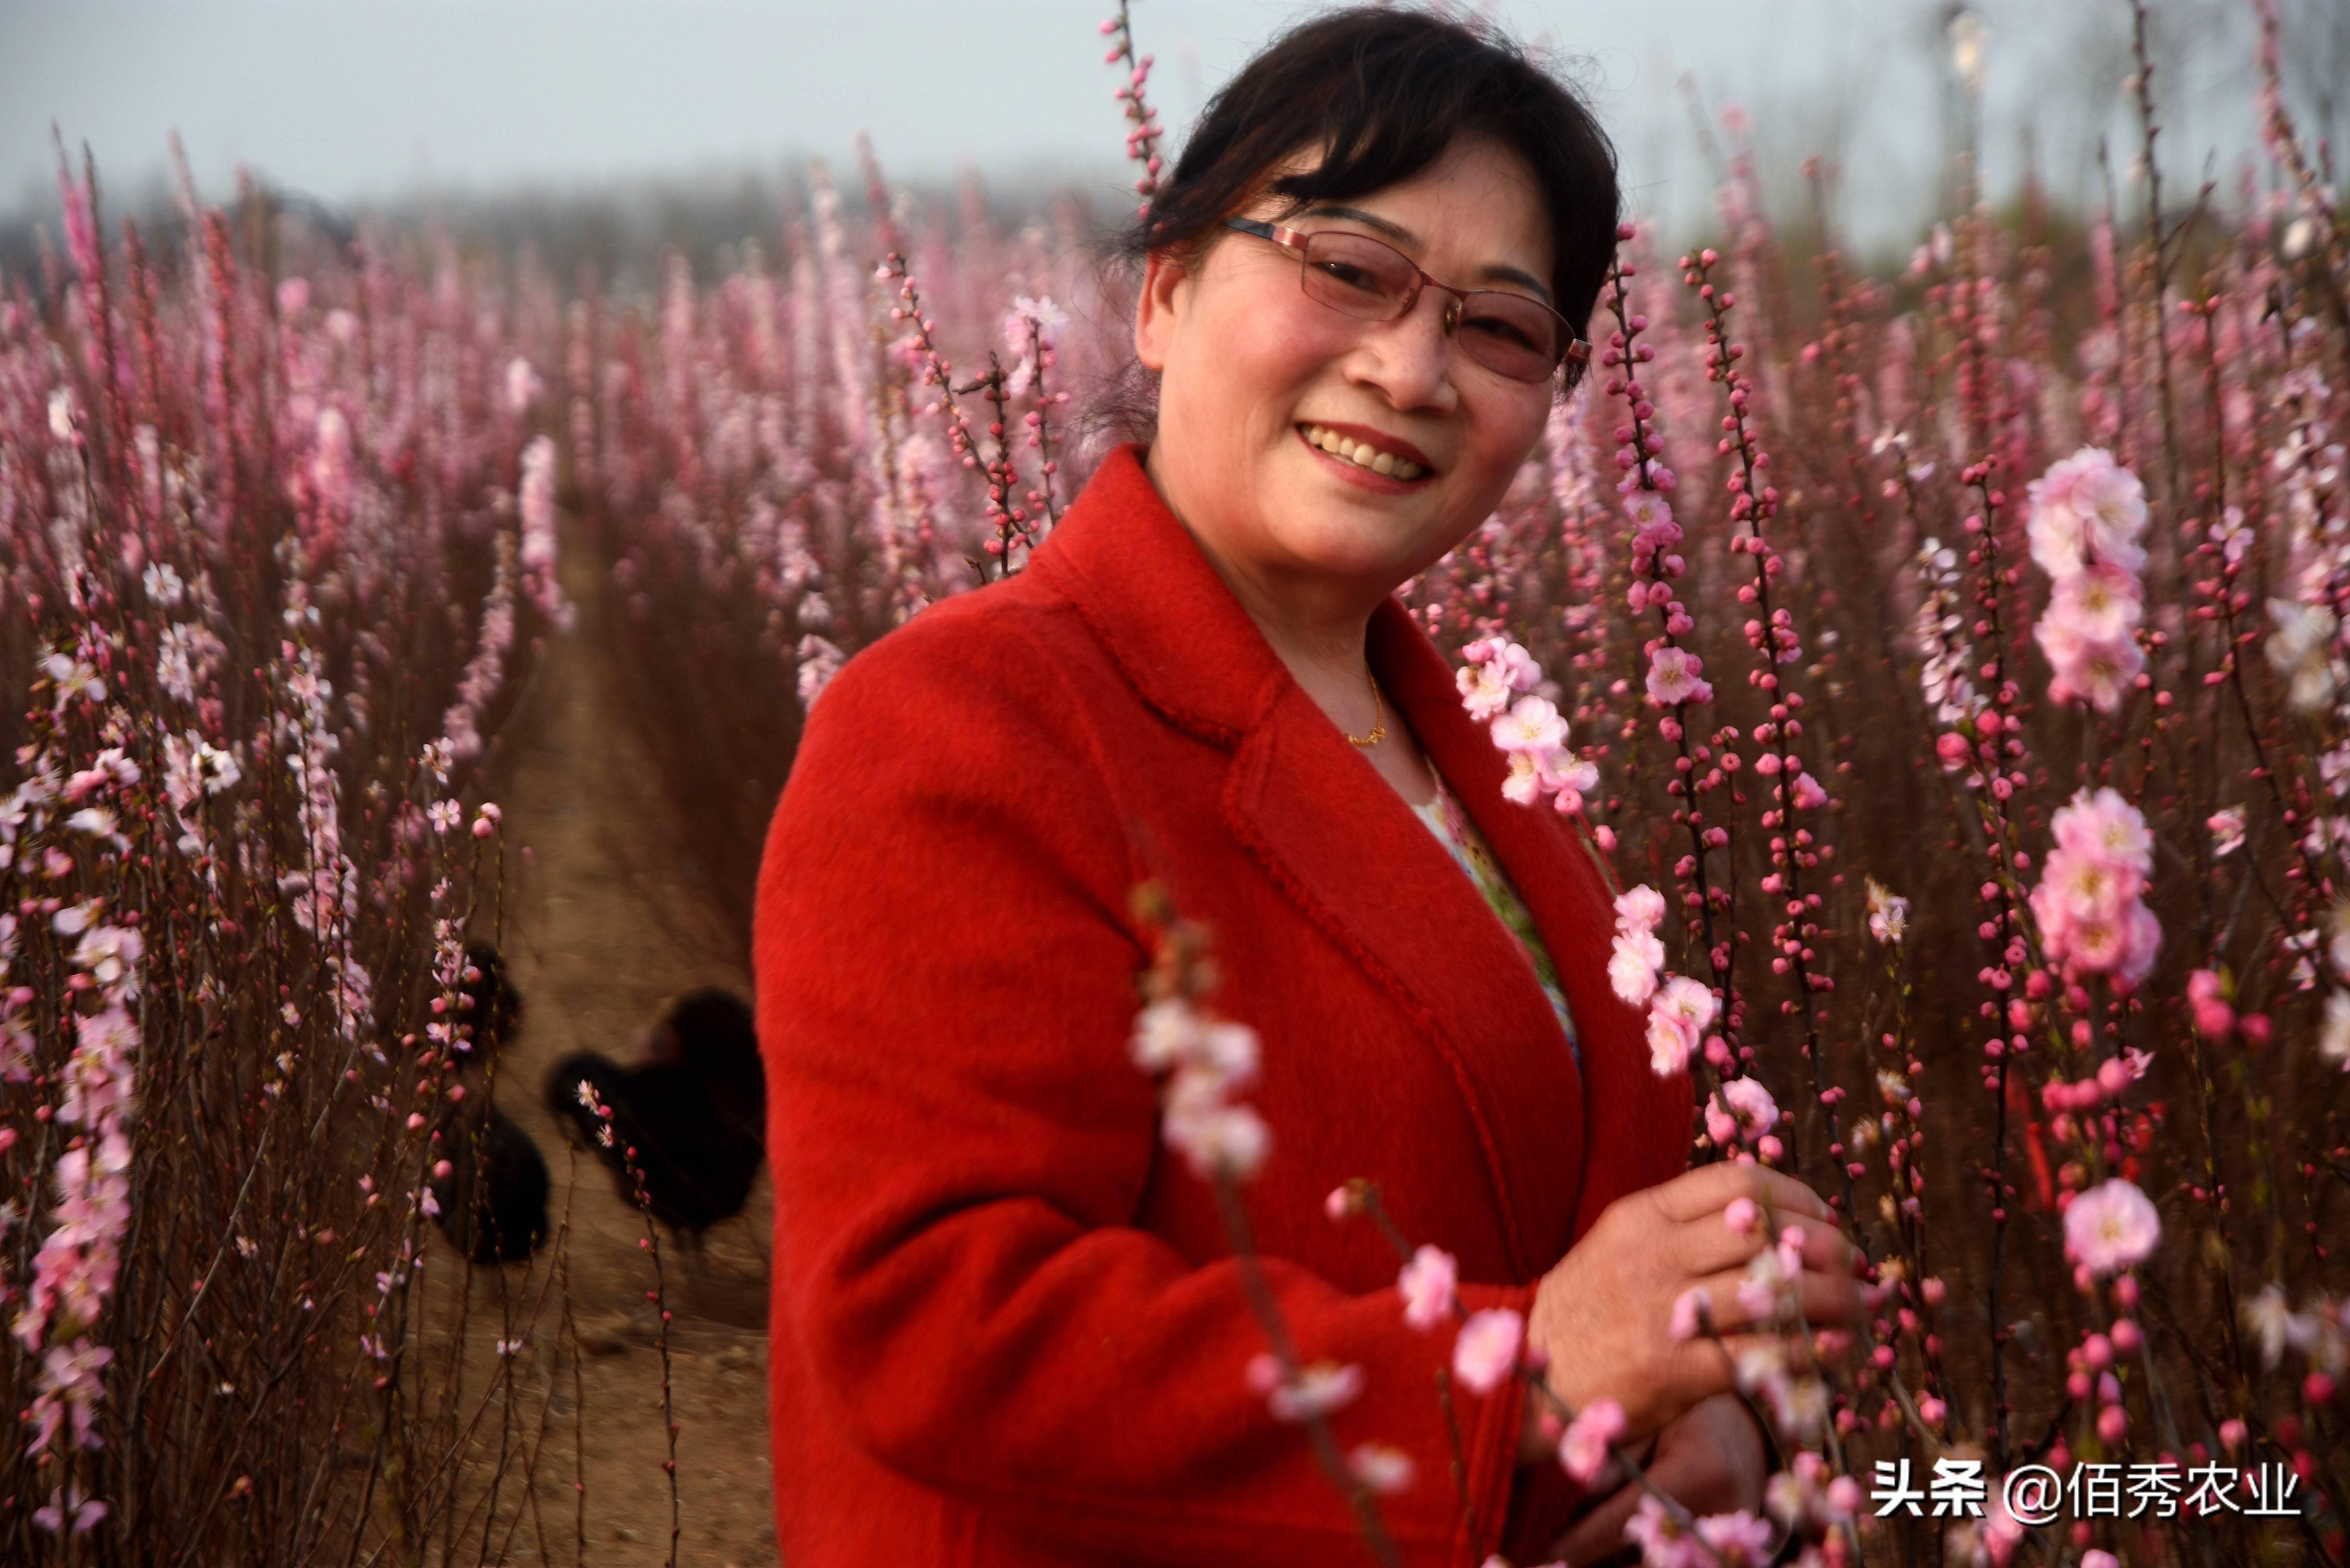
top-left (1132, 247), bottom-right (1191, 373)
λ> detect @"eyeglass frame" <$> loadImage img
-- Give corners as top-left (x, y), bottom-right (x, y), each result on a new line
top-left (1218, 215), bottom-right (1592, 387)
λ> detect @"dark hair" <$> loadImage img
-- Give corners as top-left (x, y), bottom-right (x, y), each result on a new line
top-left (1079, 4), bottom-right (1619, 446)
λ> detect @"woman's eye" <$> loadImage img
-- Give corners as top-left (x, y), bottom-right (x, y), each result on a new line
top-left (1469, 317), bottom-right (1538, 349)
top-left (1316, 261), bottom-right (1384, 291)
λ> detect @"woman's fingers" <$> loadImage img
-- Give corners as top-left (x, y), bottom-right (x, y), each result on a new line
top-left (1676, 1208), bottom-right (1857, 1279)
top-left (1649, 1162), bottom-right (1838, 1227)
top-left (1678, 1255), bottom-right (1866, 1343)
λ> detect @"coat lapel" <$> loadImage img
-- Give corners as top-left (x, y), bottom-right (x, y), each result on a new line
top-left (1371, 603), bottom-right (1694, 1237)
top-left (1030, 443), bottom-right (1684, 1273)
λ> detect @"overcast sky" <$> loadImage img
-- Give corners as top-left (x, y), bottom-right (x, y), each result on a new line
top-left (1, 0), bottom-right (2282, 249)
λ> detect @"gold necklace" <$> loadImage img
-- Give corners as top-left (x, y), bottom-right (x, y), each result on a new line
top-left (1344, 667), bottom-right (1387, 748)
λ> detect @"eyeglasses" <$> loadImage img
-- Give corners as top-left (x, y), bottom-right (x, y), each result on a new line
top-left (1221, 216), bottom-right (1590, 387)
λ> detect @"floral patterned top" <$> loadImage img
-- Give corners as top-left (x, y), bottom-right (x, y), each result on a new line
top-left (1406, 756), bottom-right (1581, 1071)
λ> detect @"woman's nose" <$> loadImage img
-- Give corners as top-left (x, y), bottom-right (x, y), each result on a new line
top-left (1352, 289), bottom-right (1460, 410)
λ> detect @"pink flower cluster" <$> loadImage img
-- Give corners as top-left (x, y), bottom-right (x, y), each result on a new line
top-left (1703, 1075), bottom-right (1781, 1153)
top-left (517, 434), bottom-right (577, 634)
top-left (1451, 1305), bottom-right (1525, 1395)
top-left (1397, 1242), bottom-right (1458, 1332)
top-left (2026, 787), bottom-right (2161, 987)
top-left (1128, 996), bottom-right (1269, 1182)
top-left (1244, 1352), bottom-right (1364, 1423)
top-left (1622, 490), bottom-right (1714, 713)
top-left (1099, 7), bottom-right (1167, 214)
top-left (1608, 885), bottom-right (1718, 1075)
top-left (1558, 1395), bottom-right (1627, 1484)
top-left (2062, 1177), bottom-right (2161, 1277)
top-left (14, 896), bottom-right (143, 1527)
top-left (2026, 448), bottom-right (2149, 713)
top-left (439, 536), bottom-right (518, 762)
top-left (1627, 1492), bottom-right (1776, 1568)
top-left (1459, 636), bottom-right (1599, 813)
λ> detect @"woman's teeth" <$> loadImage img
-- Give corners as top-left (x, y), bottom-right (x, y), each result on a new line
top-left (1300, 423), bottom-right (1425, 480)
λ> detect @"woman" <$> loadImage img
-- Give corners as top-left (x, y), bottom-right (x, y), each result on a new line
top-left (753, 9), bottom-right (1864, 1564)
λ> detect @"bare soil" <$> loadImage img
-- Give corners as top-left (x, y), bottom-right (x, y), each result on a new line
top-left (425, 522), bottom-right (780, 1567)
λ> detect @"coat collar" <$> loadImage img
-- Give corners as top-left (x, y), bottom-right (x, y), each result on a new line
top-left (1031, 443), bottom-right (1687, 1275)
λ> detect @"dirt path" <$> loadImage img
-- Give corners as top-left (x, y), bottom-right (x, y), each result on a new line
top-left (445, 518), bottom-right (780, 1566)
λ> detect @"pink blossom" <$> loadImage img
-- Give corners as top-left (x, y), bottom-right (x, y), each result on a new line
top-left (1867, 879), bottom-right (1910, 944)
top-left (1704, 1077), bottom-right (1780, 1147)
top-left (1645, 645), bottom-right (1713, 707)
top-left (515, 435), bottom-right (577, 633)
top-left (2034, 616), bottom-right (2145, 713)
top-left (1266, 1359), bottom-right (1363, 1422)
top-left (2045, 562), bottom-right (2145, 643)
top-left (1457, 637), bottom-right (1540, 719)
top-left (1610, 930), bottom-right (1664, 1006)
top-left (2064, 1178), bottom-right (2161, 1275)
top-left (797, 635), bottom-right (845, 709)
top-left (2034, 848), bottom-right (2132, 927)
top-left (1348, 1443), bottom-right (1416, 1495)
top-left (2051, 900), bottom-right (2162, 987)
top-left (2031, 789), bottom-right (2160, 982)
top-left (1668, 1286), bottom-right (1710, 1341)
top-left (2027, 447), bottom-right (2149, 577)
top-left (1789, 773), bottom-right (1828, 812)
top-left (2207, 806), bottom-right (2246, 858)
top-left (1630, 1495), bottom-right (1776, 1568)
top-left (2187, 969), bottom-right (2234, 1040)
top-left (56, 164), bottom-right (102, 284)
top-left (310, 407), bottom-right (353, 523)
top-left (1501, 751), bottom-right (1547, 807)
top-left (1615, 885), bottom-right (1667, 933)
top-left (2266, 598), bottom-right (2343, 713)
top-left (440, 541), bottom-right (517, 760)
top-left (1645, 976), bottom-right (1717, 1075)
top-left (1695, 1509), bottom-right (1777, 1568)
top-left (1625, 491), bottom-right (1675, 534)
top-left (1500, 735), bottom-right (1596, 813)
top-left (1455, 660), bottom-right (1517, 721)
top-left (1452, 1306), bottom-right (1524, 1394)
top-left (504, 355), bottom-right (544, 414)
top-left (1161, 1090), bottom-right (1270, 1182)
top-left (1128, 998), bottom-right (1257, 1083)
top-left (2054, 786), bottom-right (2155, 875)
top-left (30, 1482), bottom-right (106, 1536)
top-left (1492, 695), bottom-right (1568, 757)
top-left (1558, 1396), bottom-right (1627, 1483)
top-left (1398, 1244), bottom-right (1459, 1331)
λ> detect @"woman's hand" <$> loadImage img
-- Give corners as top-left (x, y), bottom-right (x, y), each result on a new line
top-left (1548, 1392), bottom-right (1772, 1566)
top-left (1526, 1163), bottom-right (1866, 1443)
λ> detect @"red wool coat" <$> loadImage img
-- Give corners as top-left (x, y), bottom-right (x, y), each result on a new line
top-left (753, 441), bottom-right (1694, 1565)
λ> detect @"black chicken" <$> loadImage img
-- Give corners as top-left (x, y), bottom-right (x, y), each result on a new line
top-left (425, 941), bottom-right (550, 1264)
top-left (543, 989), bottom-right (765, 1241)
top-left (429, 1099), bottom-right (550, 1264)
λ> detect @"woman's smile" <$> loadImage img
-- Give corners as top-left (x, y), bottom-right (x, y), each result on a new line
top-left (1294, 421), bottom-right (1436, 492)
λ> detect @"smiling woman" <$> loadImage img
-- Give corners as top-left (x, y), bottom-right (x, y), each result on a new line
top-left (752, 7), bottom-right (1861, 1566)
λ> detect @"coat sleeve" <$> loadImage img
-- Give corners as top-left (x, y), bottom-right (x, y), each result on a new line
top-left (755, 610), bottom-right (1535, 1564)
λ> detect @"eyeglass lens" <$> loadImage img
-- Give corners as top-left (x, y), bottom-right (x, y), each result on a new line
top-left (1299, 230), bottom-right (1564, 384)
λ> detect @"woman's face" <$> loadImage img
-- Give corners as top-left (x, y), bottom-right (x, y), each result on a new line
top-left (1134, 133), bottom-right (1559, 604)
